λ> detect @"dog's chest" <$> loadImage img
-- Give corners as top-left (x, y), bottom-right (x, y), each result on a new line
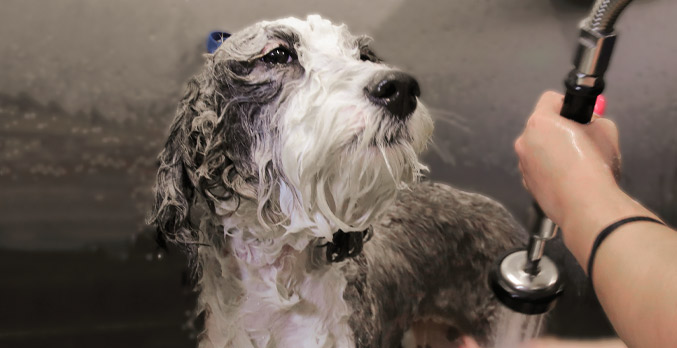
top-left (231, 237), bottom-right (356, 348)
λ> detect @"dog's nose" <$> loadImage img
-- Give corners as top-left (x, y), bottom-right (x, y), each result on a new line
top-left (365, 71), bottom-right (420, 120)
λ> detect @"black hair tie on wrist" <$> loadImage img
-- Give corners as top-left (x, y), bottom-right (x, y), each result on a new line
top-left (588, 216), bottom-right (665, 281)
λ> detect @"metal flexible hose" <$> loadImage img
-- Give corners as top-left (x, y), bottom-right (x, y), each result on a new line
top-left (583, 0), bottom-right (634, 33)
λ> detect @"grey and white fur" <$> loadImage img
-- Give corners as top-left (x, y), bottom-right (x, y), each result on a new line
top-left (149, 15), bottom-right (526, 348)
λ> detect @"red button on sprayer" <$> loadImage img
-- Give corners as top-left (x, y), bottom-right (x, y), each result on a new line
top-left (594, 94), bottom-right (606, 117)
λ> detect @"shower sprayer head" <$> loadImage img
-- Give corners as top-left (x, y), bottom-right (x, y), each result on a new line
top-left (489, 250), bottom-right (563, 315)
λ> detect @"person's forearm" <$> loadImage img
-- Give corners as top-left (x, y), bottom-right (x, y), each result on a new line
top-left (515, 92), bottom-right (677, 346)
top-left (592, 221), bottom-right (677, 347)
top-left (558, 184), bottom-right (656, 268)
top-left (559, 186), bottom-right (677, 347)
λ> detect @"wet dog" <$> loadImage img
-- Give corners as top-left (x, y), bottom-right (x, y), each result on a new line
top-left (150, 15), bottom-right (525, 348)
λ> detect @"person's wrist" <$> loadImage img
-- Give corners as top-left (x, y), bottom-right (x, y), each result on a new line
top-left (554, 168), bottom-right (617, 224)
top-left (557, 179), bottom-right (635, 268)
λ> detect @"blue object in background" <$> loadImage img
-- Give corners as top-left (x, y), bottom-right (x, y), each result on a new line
top-left (207, 31), bottom-right (231, 53)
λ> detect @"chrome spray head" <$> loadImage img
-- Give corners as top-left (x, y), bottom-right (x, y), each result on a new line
top-left (489, 250), bottom-right (563, 315)
top-left (489, 212), bottom-right (563, 315)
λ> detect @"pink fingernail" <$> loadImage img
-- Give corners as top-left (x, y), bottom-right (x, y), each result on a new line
top-left (594, 94), bottom-right (606, 116)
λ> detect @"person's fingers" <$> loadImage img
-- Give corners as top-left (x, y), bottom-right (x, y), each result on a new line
top-left (517, 160), bottom-right (530, 191)
top-left (523, 338), bottom-right (628, 348)
top-left (587, 116), bottom-right (616, 134)
top-left (592, 118), bottom-right (619, 147)
top-left (533, 91), bottom-right (565, 115)
top-left (514, 136), bottom-right (525, 157)
top-left (515, 136), bottom-right (530, 191)
top-left (584, 117), bottom-right (622, 179)
top-left (593, 94), bottom-right (607, 117)
top-left (591, 117), bottom-right (620, 160)
top-left (458, 336), bottom-right (481, 348)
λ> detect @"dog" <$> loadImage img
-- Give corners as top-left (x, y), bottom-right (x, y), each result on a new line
top-left (149, 15), bottom-right (526, 348)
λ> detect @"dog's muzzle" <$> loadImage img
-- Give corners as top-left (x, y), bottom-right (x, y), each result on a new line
top-left (365, 71), bottom-right (420, 120)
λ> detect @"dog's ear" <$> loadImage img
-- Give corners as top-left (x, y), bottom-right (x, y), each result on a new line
top-left (149, 59), bottom-right (264, 249)
top-left (150, 54), bottom-right (291, 249)
top-left (149, 77), bottom-right (202, 250)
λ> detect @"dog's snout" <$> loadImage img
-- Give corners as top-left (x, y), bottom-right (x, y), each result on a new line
top-left (365, 71), bottom-right (420, 120)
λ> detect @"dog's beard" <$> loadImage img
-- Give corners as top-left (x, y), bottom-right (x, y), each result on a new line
top-left (279, 98), bottom-right (431, 240)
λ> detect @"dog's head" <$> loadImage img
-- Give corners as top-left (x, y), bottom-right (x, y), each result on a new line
top-left (150, 15), bottom-right (433, 252)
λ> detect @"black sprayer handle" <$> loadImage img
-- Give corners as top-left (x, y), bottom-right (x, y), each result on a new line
top-left (560, 69), bottom-right (605, 124)
top-left (531, 70), bottom-right (606, 232)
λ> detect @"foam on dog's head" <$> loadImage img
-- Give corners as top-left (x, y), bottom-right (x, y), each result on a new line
top-left (150, 15), bottom-right (433, 247)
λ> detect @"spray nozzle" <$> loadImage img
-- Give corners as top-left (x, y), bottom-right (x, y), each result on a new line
top-left (489, 209), bottom-right (564, 315)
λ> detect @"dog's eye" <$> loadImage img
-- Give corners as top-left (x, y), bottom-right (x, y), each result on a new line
top-left (261, 46), bottom-right (295, 65)
top-left (359, 48), bottom-right (380, 63)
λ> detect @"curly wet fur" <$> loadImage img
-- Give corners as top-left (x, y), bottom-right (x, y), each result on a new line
top-left (344, 182), bottom-right (526, 347)
top-left (149, 15), bottom-right (526, 348)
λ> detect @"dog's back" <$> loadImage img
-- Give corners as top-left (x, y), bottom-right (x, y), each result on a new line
top-left (344, 181), bottom-right (527, 347)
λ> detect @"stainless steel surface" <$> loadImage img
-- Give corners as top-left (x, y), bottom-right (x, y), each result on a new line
top-left (574, 72), bottom-right (599, 88)
top-left (569, 0), bottom-right (634, 80)
top-left (527, 238), bottom-right (546, 265)
top-left (538, 218), bottom-right (557, 240)
top-left (500, 250), bottom-right (560, 292)
top-left (573, 28), bottom-right (617, 77)
top-left (525, 217), bottom-right (557, 274)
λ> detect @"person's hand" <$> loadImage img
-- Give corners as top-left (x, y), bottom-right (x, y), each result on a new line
top-left (514, 91), bottom-right (621, 227)
top-left (523, 337), bottom-right (627, 348)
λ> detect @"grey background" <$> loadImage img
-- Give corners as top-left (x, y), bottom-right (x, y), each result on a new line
top-left (1, 0), bottom-right (675, 346)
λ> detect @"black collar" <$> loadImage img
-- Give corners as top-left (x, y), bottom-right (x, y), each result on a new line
top-left (324, 226), bottom-right (373, 263)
